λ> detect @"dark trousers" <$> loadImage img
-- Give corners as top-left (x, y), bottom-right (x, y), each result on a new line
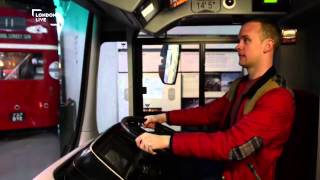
top-left (176, 157), bottom-right (224, 180)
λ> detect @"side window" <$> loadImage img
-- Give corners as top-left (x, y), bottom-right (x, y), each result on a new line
top-left (0, 52), bottom-right (43, 80)
top-left (97, 42), bottom-right (129, 133)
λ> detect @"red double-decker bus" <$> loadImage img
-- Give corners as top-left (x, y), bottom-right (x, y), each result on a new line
top-left (0, 7), bottom-right (59, 131)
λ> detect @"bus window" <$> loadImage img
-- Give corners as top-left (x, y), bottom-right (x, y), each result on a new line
top-left (142, 44), bottom-right (200, 113)
top-left (96, 42), bottom-right (129, 133)
top-left (143, 44), bottom-right (180, 113)
top-left (141, 42), bottom-right (243, 111)
top-left (204, 43), bottom-right (243, 103)
top-left (180, 44), bottom-right (200, 109)
top-left (0, 52), bottom-right (44, 80)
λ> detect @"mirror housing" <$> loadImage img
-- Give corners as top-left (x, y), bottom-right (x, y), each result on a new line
top-left (158, 44), bottom-right (180, 85)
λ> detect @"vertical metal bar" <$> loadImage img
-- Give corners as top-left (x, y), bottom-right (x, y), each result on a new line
top-left (127, 30), bottom-right (142, 116)
top-left (133, 40), bottom-right (143, 116)
top-left (199, 43), bottom-right (205, 106)
top-left (317, 98), bottom-right (320, 180)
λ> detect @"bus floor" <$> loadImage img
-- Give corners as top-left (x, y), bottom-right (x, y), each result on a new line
top-left (0, 130), bottom-right (60, 180)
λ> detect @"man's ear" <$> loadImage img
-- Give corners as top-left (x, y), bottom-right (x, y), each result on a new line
top-left (263, 39), bottom-right (274, 53)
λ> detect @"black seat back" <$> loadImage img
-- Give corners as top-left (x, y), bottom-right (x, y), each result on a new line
top-left (276, 90), bottom-right (319, 180)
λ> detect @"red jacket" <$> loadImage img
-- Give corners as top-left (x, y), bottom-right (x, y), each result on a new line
top-left (167, 77), bottom-right (295, 179)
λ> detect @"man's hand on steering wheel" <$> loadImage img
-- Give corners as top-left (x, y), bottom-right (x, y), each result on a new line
top-left (135, 132), bottom-right (170, 155)
top-left (143, 113), bottom-right (167, 129)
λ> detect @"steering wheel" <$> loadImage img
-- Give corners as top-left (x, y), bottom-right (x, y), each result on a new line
top-left (120, 116), bottom-right (175, 139)
top-left (120, 116), bottom-right (145, 138)
top-left (121, 116), bottom-right (176, 155)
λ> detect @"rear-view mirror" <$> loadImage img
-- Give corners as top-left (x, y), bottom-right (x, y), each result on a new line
top-left (158, 44), bottom-right (180, 85)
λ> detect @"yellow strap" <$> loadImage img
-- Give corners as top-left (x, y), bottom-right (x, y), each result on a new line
top-left (227, 78), bottom-right (242, 102)
top-left (243, 79), bottom-right (280, 115)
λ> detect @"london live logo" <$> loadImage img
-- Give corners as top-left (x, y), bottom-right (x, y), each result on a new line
top-left (31, 9), bottom-right (57, 26)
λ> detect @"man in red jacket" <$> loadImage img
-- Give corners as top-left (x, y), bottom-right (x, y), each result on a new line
top-left (135, 19), bottom-right (295, 180)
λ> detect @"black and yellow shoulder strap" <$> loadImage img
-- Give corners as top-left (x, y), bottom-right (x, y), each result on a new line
top-left (227, 67), bottom-right (290, 115)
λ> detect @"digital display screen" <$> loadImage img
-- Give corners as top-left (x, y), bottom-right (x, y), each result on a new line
top-left (253, 0), bottom-right (289, 12)
top-left (104, 149), bottom-right (129, 176)
top-left (141, 3), bottom-right (155, 21)
top-left (169, 0), bottom-right (188, 8)
top-left (264, 0), bottom-right (278, 3)
top-left (95, 133), bottom-right (140, 177)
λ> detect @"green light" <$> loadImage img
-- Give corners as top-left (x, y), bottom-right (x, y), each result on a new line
top-left (264, 0), bottom-right (278, 3)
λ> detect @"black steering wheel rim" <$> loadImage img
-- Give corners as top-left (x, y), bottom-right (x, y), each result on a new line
top-left (120, 116), bottom-right (175, 138)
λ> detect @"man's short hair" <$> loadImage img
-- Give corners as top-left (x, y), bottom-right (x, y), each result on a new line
top-left (246, 19), bottom-right (281, 51)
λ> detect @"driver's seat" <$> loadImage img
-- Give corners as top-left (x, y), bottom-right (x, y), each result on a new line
top-left (276, 89), bottom-right (319, 180)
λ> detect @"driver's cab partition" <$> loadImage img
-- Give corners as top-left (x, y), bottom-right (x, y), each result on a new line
top-left (138, 40), bottom-right (241, 111)
top-left (276, 90), bottom-right (319, 180)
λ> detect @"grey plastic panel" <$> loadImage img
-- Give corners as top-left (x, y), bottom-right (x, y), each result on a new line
top-left (100, 0), bottom-right (144, 12)
top-left (144, 0), bottom-right (286, 34)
